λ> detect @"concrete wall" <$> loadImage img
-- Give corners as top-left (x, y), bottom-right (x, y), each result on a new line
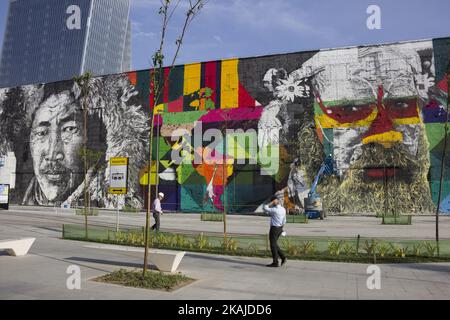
top-left (0, 38), bottom-right (448, 214)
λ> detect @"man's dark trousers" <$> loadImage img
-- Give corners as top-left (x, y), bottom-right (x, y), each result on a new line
top-left (151, 212), bottom-right (160, 231)
top-left (269, 225), bottom-right (285, 264)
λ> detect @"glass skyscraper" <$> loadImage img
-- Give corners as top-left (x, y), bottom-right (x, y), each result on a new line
top-left (0, 0), bottom-right (132, 88)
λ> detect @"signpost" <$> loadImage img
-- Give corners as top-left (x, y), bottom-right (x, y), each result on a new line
top-left (108, 157), bottom-right (128, 232)
top-left (0, 184), bottom-right (10, 210)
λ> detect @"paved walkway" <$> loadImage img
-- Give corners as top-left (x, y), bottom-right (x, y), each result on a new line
top-left (4, 205), bottom-right (450, 240)
top-left (1, 219), bottom-right (449, 299)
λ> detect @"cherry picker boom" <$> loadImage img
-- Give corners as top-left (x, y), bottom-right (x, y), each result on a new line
top-left (304, 156), bottom-right (336, 220)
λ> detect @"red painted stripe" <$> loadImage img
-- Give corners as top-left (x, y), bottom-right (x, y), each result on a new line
top-left (163, 67), bottom-right (170, 104)
top-left (150, 69), bottom-right (155, 111)
top-left (238, 81), bottom-right (255, 108)
top-left (204, 61), bottom-right (217, 107)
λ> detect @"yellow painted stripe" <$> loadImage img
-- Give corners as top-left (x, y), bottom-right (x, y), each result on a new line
top-left (221, 59), bottom-right (239, 109)
top-left (316, 111), bottom-right (420, 129)
top-left (183, 63), bottom-right (201, 95)
top-left (393, 117), bottom-right (420, 125)
top-left (315, 110), bottom-right (378, 129)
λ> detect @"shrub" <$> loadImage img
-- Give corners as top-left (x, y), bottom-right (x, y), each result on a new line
top-left (194, 233), bottom-right (209, 250)
top-left (299, 241), bottom-right (316, 255)
top-left (363, 239), bottom-right (379, 256)
top-left (247, 243), bottom-right (259, 255)
top-left (376, 243), bottom-right (391, 258)
top-left (423, 242), bottom-right (437, 257)
top-left (342, 242), bottom-right (356, 256)
top-left (411, 243), bottom-right (423, 257)
top-left (282, 239), bottom-right (300, 256)
top-left (389, 243), bottom-right (407, 258)
top-left (328, 240), bottom-right (343, 256)
top-left (221, 238), bottom-right (238, 252)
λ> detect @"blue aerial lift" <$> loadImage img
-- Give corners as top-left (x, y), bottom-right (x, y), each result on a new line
top-left (304, 156), bottom-right (336, 220)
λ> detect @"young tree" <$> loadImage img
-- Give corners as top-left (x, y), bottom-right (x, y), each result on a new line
top-left (74, 72), bottom-right (93, 239)
top-left (143, 0), bottom-right (209, 276)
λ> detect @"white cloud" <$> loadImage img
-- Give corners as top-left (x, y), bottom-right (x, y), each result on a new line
top-left (131, 21), bottom-right (156, 38)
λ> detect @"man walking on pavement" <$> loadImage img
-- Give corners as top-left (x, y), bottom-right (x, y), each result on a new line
top-left (263, 196), bottom-right (287, 267)
top-left (151, 192), bottom-right (164, 231)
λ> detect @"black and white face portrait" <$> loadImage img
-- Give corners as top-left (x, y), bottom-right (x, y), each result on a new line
top-left (29, 89), bottom-right (84, 202)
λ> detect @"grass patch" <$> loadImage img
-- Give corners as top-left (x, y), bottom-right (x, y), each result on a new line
top-left (94, 269), bottom-right (194, 291)
top-left (286, 214), bottom-right (308, 224)
top-left (382, 215), bottom-right (412, 225)
top-left (63, 224), bottom-right (450, 264)
top-left (122, 206), bottom-right (142, 213)
top-left (75, 208), bottom-right (99, 216)
top-left (201, 213), bottom-right (224, 222)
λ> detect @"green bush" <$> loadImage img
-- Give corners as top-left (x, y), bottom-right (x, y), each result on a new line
top-left (299, 241), bottom-right (316, 255)
top-left (328, 240), bottom-right (343, 256)
top-left (342, 242), bottom-right (356, 256)
top-left (247, 243), bottom-right (259, 255)
top-left (389, 243), bottom-right (408, 258)
top-left (411, 243), bottom-right (423, 257)
top-left (122, 205), bottom-right (141, 213)
top-left (76, 208), bottom-right (99, 216)
top-left (282, 239), bottom-right (300, 256)
top-left (376, 243), bottom-right (391, 258)
top-left (423, 241), bottom-right (437, 257)
top-left (221, 238), bottom-right (238, 252)
top-left (363, 239), bottom-right (379, 256)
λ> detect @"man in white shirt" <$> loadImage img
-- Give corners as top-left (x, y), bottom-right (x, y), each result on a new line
top-left (151, 192), bottom-right (164, 231)
top-left (263, 196), bottom-right (287, 267)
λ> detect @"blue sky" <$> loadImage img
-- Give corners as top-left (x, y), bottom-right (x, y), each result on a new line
top-left (0, 0), bottom-right (449, 71)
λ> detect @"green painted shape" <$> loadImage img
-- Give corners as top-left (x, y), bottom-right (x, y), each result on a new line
top-left (180, 185), bottom-right (218, 212)
top-left (136, 70), bottom-right (150, 109)
top-left (432, 38), bottom-right (450, 82)
top-left (425, 123), bottom-right (446, 150)
top-left (150, 137), bottom-right (171, 160)
top-left (176, 164), bottom-right (199, 185)
top-left (429, 152), bottom-right (444, 180)
top-left (162, 110), bottom-right (207, 125)
top-left (169, 65), bottom-right (184, 102)
top-left (180, 185), bottom-right (203, 211)
top-left (225, 183), bottom-right (274, 213)
top-left (205, 99), bottom-right (215, 110)
top-left (323, 128), bottom-right (334, 157)
top-left (430, 181), bottom-right (450, 205)
top-left (233, 170), bottom-right (254, 184)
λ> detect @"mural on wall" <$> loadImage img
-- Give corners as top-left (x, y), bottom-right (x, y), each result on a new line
top-left (0, 74), bottom-right (150, 208)
top-left (0, 38), bottom-right (448, 214)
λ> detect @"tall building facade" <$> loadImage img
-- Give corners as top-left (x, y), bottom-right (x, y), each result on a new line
top-left (0, 0), bottom-right (131, 88)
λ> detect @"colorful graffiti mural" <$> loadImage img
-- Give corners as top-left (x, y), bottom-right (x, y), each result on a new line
top-left (0, 38), bottom-right (449, 214)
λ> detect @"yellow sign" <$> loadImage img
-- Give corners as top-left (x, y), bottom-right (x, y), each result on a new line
top-left (109, 157), bottom-right (128, 195)
top-left (109, 187), bottom-right (127, 194)
top-left (110, 157), bottom-right (128, 166)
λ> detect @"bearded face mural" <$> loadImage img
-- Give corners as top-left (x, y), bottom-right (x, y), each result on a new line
top-left (295, 42), bottom-right (440, 215)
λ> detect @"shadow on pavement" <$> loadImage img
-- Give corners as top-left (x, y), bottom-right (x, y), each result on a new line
top-left (185, 252), bottom-right (267, 268)
top-left (392, 263), bottom-right (450, 273)
top-left (66, 257), bottom-right (158, 270)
